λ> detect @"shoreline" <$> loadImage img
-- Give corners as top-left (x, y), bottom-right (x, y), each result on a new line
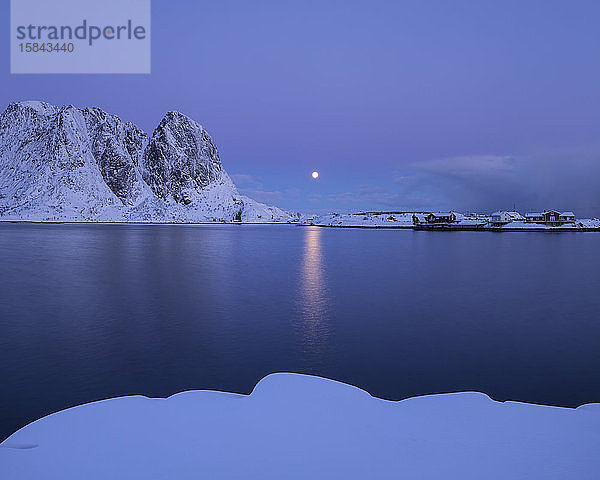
top-left (2, 219), bottom-right (600, 232)
top-left (0, 220), bottom-right (296, 226)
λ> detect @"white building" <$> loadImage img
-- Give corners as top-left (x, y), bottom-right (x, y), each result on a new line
top-left (490, 211), bottom-right (525, 226)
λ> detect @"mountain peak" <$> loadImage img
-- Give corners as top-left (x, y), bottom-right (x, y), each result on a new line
top-left (1, 101), bottom-right (59, 126)
top-left (143, 110), bottom-right (223, 204)
top-left (0, 101), bottom-right (294, 223)
top-left (156, 110), bottom-right (206, 134)
top-left (9, 100), bottom-right (57, 114)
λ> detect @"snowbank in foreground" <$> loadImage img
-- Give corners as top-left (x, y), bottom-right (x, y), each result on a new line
top-left (1, 374), bottom-right (598, 479)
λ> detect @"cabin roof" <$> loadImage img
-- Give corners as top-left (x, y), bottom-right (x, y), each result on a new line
top-left (429, 211), bottom-right (454, 217)
top-left (492, 211), bottom-right (524, 220)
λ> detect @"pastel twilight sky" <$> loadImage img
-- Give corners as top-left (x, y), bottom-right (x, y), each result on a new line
top-left (2, 0), bottom-right (599, 215)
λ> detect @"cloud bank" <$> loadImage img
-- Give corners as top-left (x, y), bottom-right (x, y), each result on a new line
top-left (321, 151), bottom-right (600, 216)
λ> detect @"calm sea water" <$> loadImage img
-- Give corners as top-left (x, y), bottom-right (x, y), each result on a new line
top-left (1, 224), bottom-right (599, 440)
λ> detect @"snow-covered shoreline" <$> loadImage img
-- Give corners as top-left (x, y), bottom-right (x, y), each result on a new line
top-left (1, 373), bottom-right (598, 479)
top-left (301, 212), bottom-right (600, 231)
top-left (2, 218), bottom-right (600, 231)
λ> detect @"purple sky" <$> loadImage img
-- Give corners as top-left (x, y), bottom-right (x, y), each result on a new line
top-left (2, 0), bottom-right (600, 215)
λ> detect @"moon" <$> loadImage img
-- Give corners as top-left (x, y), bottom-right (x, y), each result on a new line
top-left (312, 171), bottom-right (319, 179)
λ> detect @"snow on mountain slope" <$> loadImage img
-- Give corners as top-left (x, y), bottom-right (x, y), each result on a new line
top-left (0, 101), bottom-right (295, 223)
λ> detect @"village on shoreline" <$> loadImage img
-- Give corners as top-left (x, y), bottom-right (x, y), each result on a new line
top-left (301, 209), bottom-right (600, 231)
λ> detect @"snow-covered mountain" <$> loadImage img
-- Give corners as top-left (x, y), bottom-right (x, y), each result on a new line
top-left (0, 101), bottom-right (296, 223)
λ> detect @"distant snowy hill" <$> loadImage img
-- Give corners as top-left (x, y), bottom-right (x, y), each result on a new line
top-left (0, 101), bottom-right (296, 223)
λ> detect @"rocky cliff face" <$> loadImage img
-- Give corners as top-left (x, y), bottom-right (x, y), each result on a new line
top-left (142, 111), bottom-right (224, 204)
top-left (84, 106), bottom-right (148, 204)
top-left (0, 101), bottom-right (294, 222)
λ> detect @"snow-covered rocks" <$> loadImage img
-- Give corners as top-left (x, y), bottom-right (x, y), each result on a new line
top-left (0, 101), bottom-right (296, 223)
top-left (84, 106), bottom-right (149, 204)
top-left (577, 218), bottom-right (600, 228)
top-left (1, 373), bottom-right (598, 479)
top-left (142, 110), bottom-right (224, 204)
top-left (305, 212), bottom-right (415, 227)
